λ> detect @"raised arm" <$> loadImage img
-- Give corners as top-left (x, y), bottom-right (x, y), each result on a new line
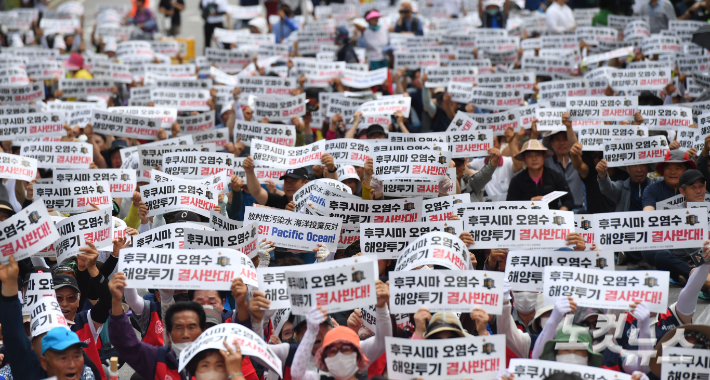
top-left (242, 156), bottom-right (269, 205)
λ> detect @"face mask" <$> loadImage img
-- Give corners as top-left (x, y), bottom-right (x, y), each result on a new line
top-left (324, 352), bottom-right (359, 380)
top-left (368, 24), bottom-right (381, 31)
top-left (196, 370), bottom-right (225, 380)
top-left (513, 292), bottom-right (538, 314)
top-left (556, 353), bottom-right (588, 365)
top-left (540, 317), bottom-right (549, 328)
top-left (171, 341), bottom-right (191, 357)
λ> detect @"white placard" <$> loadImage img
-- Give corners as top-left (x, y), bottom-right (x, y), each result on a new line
top-left (660, 347), bottom-right (710, 380)
top-left (566, 96), bottom-right (638, 121)
top-left (233, 120), bottom-right (296, 147)
top-left (251, 139), bottom-right (324, 169)
top-left (34, 181), bottom-right (112, 214)
top-left (209, 209), bottom-right (243, 231)
top-left (141, 180), bottom-right (218, 218)
top-left (22, 272), bottom-right (55, 316)
top-left (133, 222), bottom-right (209, 249)
top-left (390, 270), bottom-right (504, 315)
top-left (29, 297), bottom-right (69, 338)
top-left (237, 76), bottom-right (297, 96)
top-left (322, 139), bottom-right (371, 167)
top-left (361, 221), bottom-right (462, 260)
top-left (91, 109), bottom-right (160, 140)
top-left (244, 206), bottom-right (342, 252)
top-left (372, 141), bottom-right (450, 181)
top-left (109, 106), bottom-right (177, 130)
top-left (477, 71), bottom-right (536, 94)
top-left (92, 62), bottom-right (132, 84)
top-left (118, 248), bottom-right (257, 289)
top-left (0, 83), bottom-right (44, 103)
top-left (184, 222), bottom-right (258, 258)
top-left (26, 61), bottom-right (65, 81)
top-left (58, 79), bottom-right (113, 98)
top-left (138, 143), bottom-right (216, 174)
top-left (341, 68), bottom-right (389, 89)
top-left (469, 111), bottom-right (519, 136)
top-left (593, 208), bottom-right (707, 251)
top-left (55, 208), bottom-right (113, 264)
top-left (324, 196), bottom-right (423, 227)
top-left (386, 335), bottom-right (505, 380)
top-left (358, 97), bottom-right (412, 118)
top-left (0, 153), bottom-right (36, 181)
top-left (422, 194), bottom-right (468, 222)
top-left (603, 135), bottom-right (670, 167)
top-left (578, 126), bottom-right (649, 151)
top-left (285, 255), bottom-right (377, 315)
top-left (639, 106), bottom-right (693, 130)
top-left (543, 266), bottom-right (669, 313)
top-left (257, 267), bottom-right (290, 310)
top-left (463, 210), bottom-right (574, 249)
top-left (609, 68), bottom-right (672, 91)
top-left (505, 250), bottom-right (615, 292)
top-left (150, 89), bottom-right (210, 112)
top-left (394, 231), bottom-right (471, 272)
top-left (394, 53), bottom-right (440, 70)
top-left (162, 151), bottom-right (234, 180)
top-left (0, 202), bottom-right (59, 264)
top-left (508, 359), bottom-right (631, 380)
top-left (177, 112), bottom-right (216, 134)
top-left (0, 112), bottom-right (65, 140)
top-left (253, 93), bottom-right (306, 121)
top-left (53, 169), bottom-right (136, 199)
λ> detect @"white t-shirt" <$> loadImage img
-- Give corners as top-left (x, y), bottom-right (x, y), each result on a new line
top-left (469, 156), bottom-right (519, 199)
top-left (545, 2), bottom-right (576, 34)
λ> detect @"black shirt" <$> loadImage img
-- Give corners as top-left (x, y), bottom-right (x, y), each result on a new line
top-left (265, 192), bottom-right (290, 209)
top-left (159, 0), bottom-right (184, 26)
top-left (506, 167), bottom-right (575, 210)
top-left (689, 5), bottom-right (710, 22)
top-left (580, 153), bottom-right (628, 213)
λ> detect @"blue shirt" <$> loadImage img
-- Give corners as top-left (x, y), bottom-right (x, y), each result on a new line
top-left (642, 180), bottom-right (680, 208)
top-left (273, 18), bottom-right (298, 43)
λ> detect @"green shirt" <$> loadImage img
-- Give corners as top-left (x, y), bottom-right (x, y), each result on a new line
top-left (592, 9), bottom-right (613, 26)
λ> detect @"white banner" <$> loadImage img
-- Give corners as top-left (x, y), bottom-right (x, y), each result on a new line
top-left (603, 136), bottom-right (670, 167)
top-left (0, 83), bottom-right (44, 103)
top-left (58, 79), bottom-right (113, 98)
top-left (233, 120), bottom-right (296, 147)
top-left (253, 93), bottom-right (306, 121)
top-left (340, 68), bottom-right (388, 89)
top-left (90, 109), bottom-right (160, 140)
top-left (237, 76), bottom-right (297, 96)
top-left (543, 266), bottom-right (669, 313)
top-left (184, 222), bottom-right (258, 258)
top-left (463, 210), bottom-right (574, 249)
top-left (639, 106), bottom-right (693, 130)
top-left (251, 139), bottom-right (324, 169)
top-left (53, 169), bottom-right (136, 199)
top-left (133, 222), bottom-right (210, 249)
top-left (141, 180), bottom-right (218, 218)
top-left (285, 255), bottom-right (378, 315)
top-left (508, 359), bottom-right (631, 380)
top-left (324, 196), bottom-right (423, 227)
top-left (0, 202), bottom-right (59, 264)
top-left (0, 112), bottom-right (65, 140)
top-left (150, 89), bottom-right (210, 111)
top-left (210, 209), bottom-right (243, 231)
top-left (361, 221), bottom-right (463, 259)
top-left (162, 151), bottom-right (234, 179)
top-left (0, 153), bottom-right (36, 181)
top-left (372, 141), bottom-right (450, 181)
top-left (609, 68), bottom-right (671, 91)
top-left (244, 206), bottom-right (342, 252)
top-left (566, 96), bottom-right (638, 122)
top-left (394, 231), bottom-right (471, 272)
top-left (55, 208), bottom-right (113, 264)
top-left (22, 272), bottom-right (55, 316)
top-left (505, 250), bottom-right (615, 292)
top-left (118, 248), bottom-right (258, 289)
top-left (390, 270), bottom-right (504, 315)
top-left (34, 181), bottom-right (112, 214)
top-left (257, 266), bottom-right (290, 310)
top-left (594, 208), bottom-right (707, 251)
top-left (386, 335), bottom-right (505, 380)
top-left (578, 126), bottom-right (649, 151)
top-left (109, 106), bottom-right (177, 130)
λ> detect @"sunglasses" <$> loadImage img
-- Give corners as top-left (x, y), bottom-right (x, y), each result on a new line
top-left (399, 9), bottom-right (411, 13)
top-left (325, 344), bottom-right (356, 357)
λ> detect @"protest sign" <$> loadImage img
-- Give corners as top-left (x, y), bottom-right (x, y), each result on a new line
top-left (394, 231), bottom-right (471, 272)
top-left (389, 270), bottom-right (504, 315)
top-left (469, 88), bottom-right (524, 111)
top-left (423, 67), bottom-right (478, 88)
top-left (0, 202), bottom-right (59, 264)
top-left (660, 347), bottom-right (710, 380)
top-left (381, 170), bottom-right (455, 199)
top-left (29, 297), bottom-right (69, 338)
top-left (468, 111), bottom-right (519, 136)
top-left (593, 208), bottom-right (707, 251)
top-left (178, 323), bottom-right (283, 378)
top-left (654, 193), bottom-right (710, 210)
top-left (0, 112), bottom-right (65, 140)
top-left (138, 143), bottom-right (216, 175)
top-left (285, 255), bottom-right (378, 315)
top-left (206, 48), bottom-right (253, 73)
top-left (338, 67), bottom-right (389, 89)
top-left (372, 141), bottom-right (450, 181)
top-left (358, 97), bottom-right (412, 118)
top-left (257, 267), bottom-right (291, 310)
top-left (141, 179), bottom-right (217, 218)
top-left (0, 153), bottom-right (36, 181)
top-left (386, 335), bottom-right (505, 380)
top-left (22, 272), bottom-right (55, 316)
top-left (162, 151), bottom-right (233, 179)
top-left (641, 36), bottom-right (681, 56)
top-left (0, 67), bottom-right (29, 86)
top-left (463, 209), bottom-right (574, 249)
top-left (638, 106), bottom-right (693, 130)
top-left (477, 72), bottom-right (536, 93)
top-left (322, 139), bottom-right (371, 167)
top-left (233, 120), bottom-right (296, 147)
top-left (118, 248), bottom-right (258, 289)
top-left (150, 89), bottom-right (210, 111)
top-left (447, 82), bottom-right (474, 103)
top-left (251, 139), bottom-right (324, 169)
top-left (58, 79), bottom-right (113, 98)
top-left (26, 61), bottom-right (65, 81)
top-left (54, 169), bottom-right (136, 198)
top-left (292, 178), bottom-right (357, 214)
top-left (191, 129), bottom-right (228, 149)
top-left (455, 201), bottom-right (550, 217)
top-left (360, 221), bottom-right (462, 259)
top-left (422, 195), bottom-right (468, 222)
top-left (0, 83), bottom-right (44, 103)
top-left (20, 141), bottom-right (91, 169)
top-left (90, 109), bottom-right (160, 140)
top-left (566, 96), bottom-right (638, 122)
top-left (446, 111), bottom-right (481, 132)
top-left (34, 181), bottom-right (112, 214)
top-left (505, 250), bottom-right (615, 292)
top-left (175, 111), bottom-right (215, 135)
top-left (134, 222), bottom-right (210, 249)
top-left (603, 136), bottom-right (670, 167)
top-left (271, 308), bottom-right (290, 336)
top-left (91, 62), bottom-right (132, 84)
top-left (0, 104), bottom-right (29, 115)
top-left (68, 108), bottom-right (94, 128)
top-left (244, 206), bottom-right (342, 252)
top-left (394, 53), bottom-right (440, 70)
top-left (508, 359), bottom-right (631, 380)
top-left (609, 67), bottom-right (672, 91)
top-left (578, 126), bottom-right (649, 151)
top-left (184, 222), bottom-right (258, 258)
top-left (543, 266), bottom-right (669, 313)
top-left (54, 208), bottom-right (113, 264)
top-left (237, 76), bottom-right (297, 96)
top-left (210, 209), bottom-right (243, 231)
top-left (109, 106), bottom-right (177, 130)
top-left (324, 196), bottom-right (423, 227)
top-left (253, 93), bottom-right (306, 121)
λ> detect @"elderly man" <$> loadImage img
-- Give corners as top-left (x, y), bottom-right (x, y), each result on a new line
top-left (393, 1), bottom-right (423, 35)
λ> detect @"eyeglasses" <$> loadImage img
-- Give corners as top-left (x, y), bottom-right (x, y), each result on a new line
top-left (325, 344), bottom-right (356, 357)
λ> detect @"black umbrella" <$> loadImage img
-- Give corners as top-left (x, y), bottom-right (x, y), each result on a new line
top-left (692, 24), bottom-right (710, 51)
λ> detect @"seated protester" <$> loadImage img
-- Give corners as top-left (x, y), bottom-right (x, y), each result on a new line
top-left (184, 339), bottom-right (246, 380)
top-left (507, 140), bottom-right (575, 210)
top-left (108, 273), bottom-right (259, 380)
top-left (188, 276), bottom-right (258, 324)
top-left (334, 27), bottom-right (359, 64)
top-left (455, 148), bottom-right (499, 202)
top-left (189, 289), bottom-right (234, 322)
top-left (469, 127), bottom-right (525, 200)
top-left (250, 281), bottom-right (392, 380)
top-left (542, 118), bottom-right (584, 209)
top-left (0, 257), bottom-right (100, 380)
top-left (641, 170), bottom-right (710, 284)
top-left (127, 0), bottom-right (158, 34)
top-left (649, 325), bottom-right (710, 379)
top-left (41, 327), bottom-right (92, 380)
top-left (597, 159), bottom-right (662, 212)
top-left (100, 139), bottom-right (129, 169)
top-left (642, 149), bottom-right (695, 210)
top-left (570, 141), bottom-right (628, 213)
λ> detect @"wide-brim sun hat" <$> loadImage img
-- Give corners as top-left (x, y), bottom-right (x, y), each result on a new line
top-left (514, 139), bottom-right (554, 161)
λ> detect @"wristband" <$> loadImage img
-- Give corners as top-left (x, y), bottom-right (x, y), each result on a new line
top-left (326, 167), bottom-right (336, 173)
top-left (228, 373), bottom-right (243, 379)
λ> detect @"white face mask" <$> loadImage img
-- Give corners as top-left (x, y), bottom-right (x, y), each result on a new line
top-left (195, 370), bottom-right (225, 380)
top-left (171, 341), bottom-right (191, 358)
top-left (513, 291), bottom-right (538, 314)
top-left (324, 352), bottom-right (359, 380)
top-left (556, 353), bottom-right (588, 365)
top-left (540, 317), bottom-right (549, 328)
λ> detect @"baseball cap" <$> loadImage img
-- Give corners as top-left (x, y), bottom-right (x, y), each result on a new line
top-left (366, 124), bottom-right (387, 137)
top-left (279, 168), bottom-right (309, 180)
top-left (42, 326), bottom-right (87, 354)
top-left (203, 305), bottom-right (221, 327)
top-left (0, 200), bottom-right (16, 217)
top-left (53, 274), bottom-right (80, 293)
top-left (173, 211), bottom-right (201, 223)
top-left (679, 169), bottom-right (706, 188)
top-left (423, 312), bottom-right (467, 339)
